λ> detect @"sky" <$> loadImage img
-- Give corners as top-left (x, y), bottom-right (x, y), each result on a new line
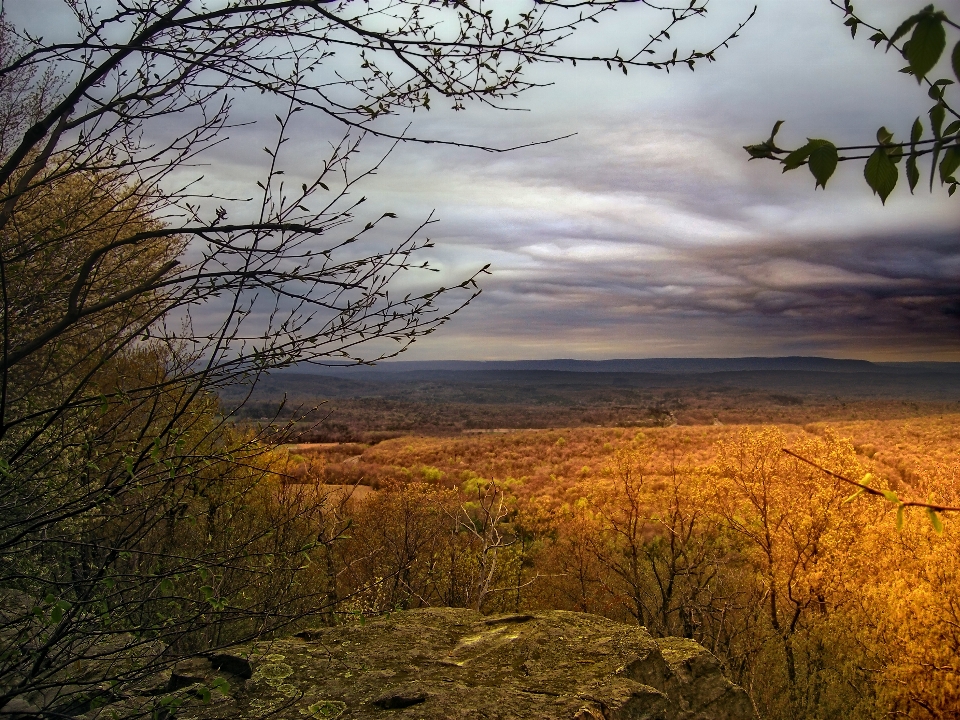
top-left (12, 0), bottom-right (960, 361)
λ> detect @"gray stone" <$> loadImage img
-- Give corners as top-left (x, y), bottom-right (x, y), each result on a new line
top-left (176, 608), bottom-right (756, 720)
top-left (0, 698), bottom-right (41, 717)
top-left (167, 656), bottom-right (215, 691)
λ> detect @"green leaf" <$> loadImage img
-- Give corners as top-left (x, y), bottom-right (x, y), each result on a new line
top-left (952, 40), bottom-right (960, 84)
top-left (876, 126), bottom-right (894, 145)
top-left (200, 585), bottom-right (214, 601)
top-left (927, 507), bottom-right (944, 533)
top-left (929, 141), bottom-right (944, 190)
top-left (911, 117), bottom-right (923, 145)
top-left (906, 14), bottom-right (946, 81)
top-left (843, 487), bottom-right (865, 504)
top-left (844, 17), bottom-right (858, 39)
top-left (864, 148), bottom-right (899, 204)
top-left (769, 120), bottom-right (785, 144)
top-left (944, 120), bottom-right (960, 137)
top-left (49, 600), bottom-right (71, 625)
top-left (212, 677), bottom-right (230, 695)
top-left (888, 13), bottom-right (921, 47)
top-left (807, 140), bottom-right (839, 189)
top-left (907, 153), bottom-right (920, 192)
top-left (928, 83), bottom-right (951, 102)
top-left (744, 142), bottom-right (776, 160)
top-left (196, 687), bottom-right (211, 703)
top-left (881, 489), bottom-right (900, 503)
top-left (160, 578), bottom-right (174, 594)
top-left (782, 142), bottom-right (813, 172)
top-left (940, 146), bottom-right (960, 183)
top-left (896, 504), bottom-right (905, 530)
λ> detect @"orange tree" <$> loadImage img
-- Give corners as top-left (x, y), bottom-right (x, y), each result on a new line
top-left (844, 454), bottom-right (960, 717)
top-left (709, 428), bottom-right (875, 719)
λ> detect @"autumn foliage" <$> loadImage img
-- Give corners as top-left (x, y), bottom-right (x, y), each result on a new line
top-left (286, 416), bottom-right (960, 719)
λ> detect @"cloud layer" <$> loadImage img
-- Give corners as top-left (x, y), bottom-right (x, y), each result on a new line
top-left (12, 0), bottom-right (958, 360)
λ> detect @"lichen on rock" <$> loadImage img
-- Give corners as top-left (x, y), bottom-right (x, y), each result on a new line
top-left (151, 608), bottom-right (756, 720)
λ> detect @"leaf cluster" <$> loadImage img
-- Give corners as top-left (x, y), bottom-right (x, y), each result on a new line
top-left (744, 3), bottom-right (960, 202)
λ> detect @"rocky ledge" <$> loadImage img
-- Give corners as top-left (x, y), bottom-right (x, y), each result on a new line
top-left (160, 608), bottom-right (756, 720)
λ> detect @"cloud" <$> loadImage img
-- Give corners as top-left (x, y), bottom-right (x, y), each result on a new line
top-left (403, 228), bottom-right (960, 360)
top-left (13, 0), bottom-right (956, 360)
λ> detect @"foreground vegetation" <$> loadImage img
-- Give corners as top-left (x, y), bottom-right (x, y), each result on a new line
top-left (282, 415), bottom-right (960, 719)
top-left (8, 403), bottom-right (953, 718)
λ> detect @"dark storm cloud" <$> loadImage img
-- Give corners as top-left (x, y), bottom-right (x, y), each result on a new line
top-left (11, 0), bottom-right (957, 360)
top-left (638, 233), bottom-right (958, 336)
top-left (411, 229), bottom-right (959, 359)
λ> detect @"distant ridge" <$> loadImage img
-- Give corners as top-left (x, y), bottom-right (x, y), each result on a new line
top-left (287, 357), bottom-right (960, 376)
top-left (230, 356), bottom-right (960, 425)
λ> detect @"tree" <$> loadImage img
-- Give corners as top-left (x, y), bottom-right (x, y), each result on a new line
top-left (745, 2), bottom-right (960, 203)
top-left (0, 2), bottom-right (754, 716)
top-left (710, 428), bottom-right (873, 719)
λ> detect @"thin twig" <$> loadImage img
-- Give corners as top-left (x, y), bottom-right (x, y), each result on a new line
top-left (782, 448), bottom-right (960, 513)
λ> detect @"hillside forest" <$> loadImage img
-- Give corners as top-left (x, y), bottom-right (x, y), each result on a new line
top-left (257, 415), bottom-right (960, 719)
top-left (3, 2), bottom-right (959, 720)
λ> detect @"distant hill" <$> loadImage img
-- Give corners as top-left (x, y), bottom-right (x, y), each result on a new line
top-left (222, 357), bottom-right (960, 435)
top-left (245, 366), bottom-right (960, 402)
top-left (285, 357), bottom-right (960, 376)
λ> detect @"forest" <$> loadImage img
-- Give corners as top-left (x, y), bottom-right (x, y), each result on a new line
top-left (263, 413), bottom-right (960, 719)
top-left (2, 1), bottom-right (958, 719)
top-left (222, 360), bottom-right (960, 439)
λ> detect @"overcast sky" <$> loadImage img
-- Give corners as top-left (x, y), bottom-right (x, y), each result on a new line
top-left (14, 0), bottom-right (960, 361)
top-left (365, 0), bottom-right (960, 361)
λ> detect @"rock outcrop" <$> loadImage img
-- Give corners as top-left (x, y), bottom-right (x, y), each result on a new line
top-left (160, 608), bottom-right (757, 720)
